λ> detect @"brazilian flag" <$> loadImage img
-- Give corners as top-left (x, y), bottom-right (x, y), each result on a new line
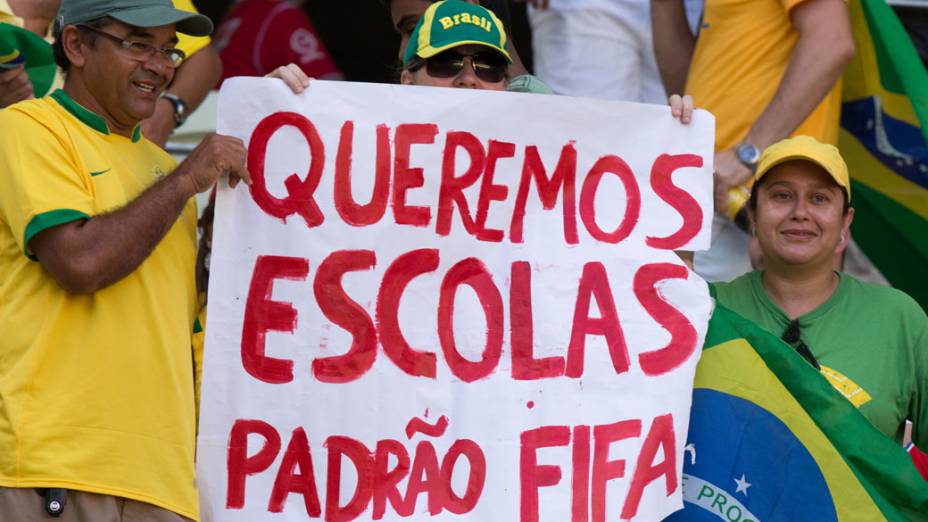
top-left (665, 304), bottom-right (928, 521)
top-left (840, 0), bottom-right (928, 313)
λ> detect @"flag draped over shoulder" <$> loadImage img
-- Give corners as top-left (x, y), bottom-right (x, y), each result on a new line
top-left (665, 304), bottom-right (928, 521)
top-left (839, 0), bottom-right (928, 312)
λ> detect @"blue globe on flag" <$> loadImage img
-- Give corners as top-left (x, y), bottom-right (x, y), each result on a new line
top-left (666, 389), bottom-right (838, 521)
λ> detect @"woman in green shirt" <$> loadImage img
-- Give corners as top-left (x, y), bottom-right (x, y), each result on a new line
top-left (712, 135), bottom-right (928, 448)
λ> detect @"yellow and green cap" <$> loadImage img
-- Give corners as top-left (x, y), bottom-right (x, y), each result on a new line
top-left (0, 23), bottom-right (56, 98)
top-left (403, 0), bottom-right (511, 66)
top-left (755, 135), bottom-right (851, 201)
top-left (57, 0), bottom-right (212, 36)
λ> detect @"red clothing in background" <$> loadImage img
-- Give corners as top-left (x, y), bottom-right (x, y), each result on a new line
top-left (214, 0), bottom-right (342, 86)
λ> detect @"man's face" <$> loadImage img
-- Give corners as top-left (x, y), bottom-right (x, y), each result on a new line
top-left (79, 20), bottom-right (177, 131)
top-left (389, 0), bottom-right (480, 59)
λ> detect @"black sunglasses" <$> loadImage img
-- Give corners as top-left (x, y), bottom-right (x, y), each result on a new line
top-left (782, 319), bottom-right (820, 370)
top-left (409, 50), bottom-right (508, 83)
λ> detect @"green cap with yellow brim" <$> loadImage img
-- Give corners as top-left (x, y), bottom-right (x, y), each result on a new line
top-left (0, 23), bottom-right (56, 98)
top-left (56, 0), bottom-right (212, 37)
top-left (403, 0), bottom-right (511, 66)
top-left (754, 135), bottom-right (851, 202)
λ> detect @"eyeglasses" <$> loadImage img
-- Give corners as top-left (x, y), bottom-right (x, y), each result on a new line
top-left (781, 319), bottom-right (820, 370)
top-left (76, 24), bottom-right (186, 68)
top-left (408, 50), bottom-right (508, 83)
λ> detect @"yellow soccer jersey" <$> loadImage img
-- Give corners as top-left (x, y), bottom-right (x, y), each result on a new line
top-left (0, 91), bottom-right (200, 519)
top-left (686, 0), bottom-right (843, 152)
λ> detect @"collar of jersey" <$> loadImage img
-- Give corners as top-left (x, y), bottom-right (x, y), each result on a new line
top-left (750, 269), bottom-right (849, 326)
top-left (50, 89), bottom-right (142, 143)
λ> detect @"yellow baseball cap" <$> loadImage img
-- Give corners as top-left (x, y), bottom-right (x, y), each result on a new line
top-left (754, 135), bottom-right (851, 202)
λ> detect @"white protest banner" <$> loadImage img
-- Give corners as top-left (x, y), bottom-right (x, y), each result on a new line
top-left (197, 78), bottom-right (715, 522)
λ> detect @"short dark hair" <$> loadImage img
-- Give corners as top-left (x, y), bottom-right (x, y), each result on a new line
top-left (52, 17), bottom-right (114, 71)
top-left (748, 169), bottom-right (851, 215)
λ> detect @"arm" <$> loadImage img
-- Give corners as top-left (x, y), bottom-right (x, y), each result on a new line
top-left (714, 0), bottom-right (854, 211)
top-left (29, 134), bottom-right (249, 294)
top-left (742, 0), bottom-right (854, 150)
top-left (479, 0), bottom-right (531, 77)
top-left (650, 0), bottom-right (697, 98)
top-left (0, 67), bottom-right (33, 108)
top-left (141, 45), bottom-right (223, 147)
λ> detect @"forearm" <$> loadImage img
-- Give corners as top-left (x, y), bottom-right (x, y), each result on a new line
top-left (506, 39), bottom-right (530, 78)
top-left (743, 1), bottom-right (853, 149)
top-left (32, 172), bottom-right (196, 294)
top-left (650, 0), bottom-right (696, 96)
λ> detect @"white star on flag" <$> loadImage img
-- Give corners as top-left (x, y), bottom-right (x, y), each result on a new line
top-left (734, 474), bottom-right (751, 495)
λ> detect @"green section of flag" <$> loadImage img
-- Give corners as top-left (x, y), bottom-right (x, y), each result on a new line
top-left (840, 0), bottom-right (928, 313)
top-left (860, 0), bottom-right (928, 142)
top-left (704, 304), bottom-right (928, 520)
top-left (850, 180), bottom-right (928, 309)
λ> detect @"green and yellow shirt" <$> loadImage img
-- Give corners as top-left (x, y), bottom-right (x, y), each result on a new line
top-left (0, 91), bottom-right (199, 519)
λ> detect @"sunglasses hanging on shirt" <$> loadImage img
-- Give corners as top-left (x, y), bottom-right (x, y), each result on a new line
top-left (781, 319), bottom-right (820, 370)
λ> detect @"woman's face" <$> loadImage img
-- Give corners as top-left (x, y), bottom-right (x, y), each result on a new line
top-left (751, 161), bottom-right (853, 271)
top-left (400, 45), bottom-right (508, 91)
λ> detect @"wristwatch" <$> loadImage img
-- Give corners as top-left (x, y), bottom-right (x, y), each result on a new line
top-left (734, 142), bottom-right (761, 172)
top-left (160, 91), bottom-right (188, 128)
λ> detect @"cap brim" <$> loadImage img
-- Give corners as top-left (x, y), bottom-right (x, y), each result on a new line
top-left (417, 40), bottom-right (512, 63)
top-left (109, 5), bottom-right (213, 37)
top-left (757, 154), bottom-right (850, 199)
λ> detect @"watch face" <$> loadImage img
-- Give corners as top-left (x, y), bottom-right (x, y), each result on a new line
top-left (737, 143), bottom-right (760, 165)
top-left (162, 93), bottom-right (187, 126)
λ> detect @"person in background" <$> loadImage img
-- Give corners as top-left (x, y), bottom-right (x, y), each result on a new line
top-left (384, 0), bottom-right (551, 94)
top-left (0, 0), bottom-right (245, 518)
top-left (518, 0), bottom-right (702, 103)
top-left (711, 136), bottom-right (928, 452)
top-left (400, 0), bottom-right (512, 91)
top-left (652, 0), bottom-right (854, 282)
top-left (0, 0), bottom-right (221, 148)
top-left (213, 0), bottom-right (343, 87)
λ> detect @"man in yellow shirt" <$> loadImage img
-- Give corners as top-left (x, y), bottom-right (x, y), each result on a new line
top-left (0, 0), bottom-right (251, 520)
top-left (651, 0), bottom-right (855, 281)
